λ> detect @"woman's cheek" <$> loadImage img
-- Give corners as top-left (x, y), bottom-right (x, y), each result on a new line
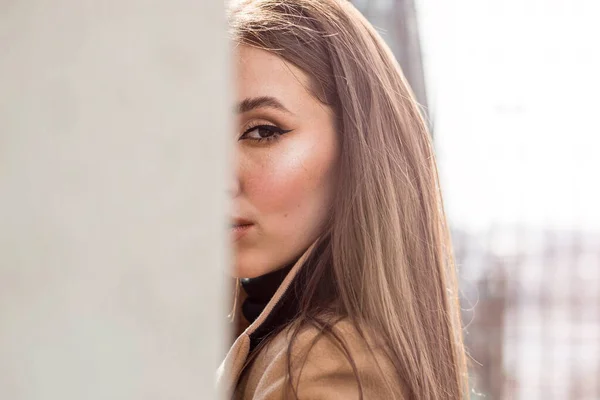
top-left (248, 148), bottom-right (315, 216)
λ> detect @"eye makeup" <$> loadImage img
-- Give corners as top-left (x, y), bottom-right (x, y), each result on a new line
top-left (239, 122), bottom-right (293, 144)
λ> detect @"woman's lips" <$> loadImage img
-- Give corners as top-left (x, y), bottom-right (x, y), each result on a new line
top-left (231, 223), bottom-right (254, 241)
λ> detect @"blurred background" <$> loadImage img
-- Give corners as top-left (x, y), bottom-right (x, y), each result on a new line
top-left (352, 0), bottom-right (600, 399)
top-left (2, 2), bottom-right (598, 399)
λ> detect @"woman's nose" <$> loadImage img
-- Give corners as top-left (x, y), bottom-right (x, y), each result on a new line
top-left (229, 173), bottom-right (241, 197)
top-left (229, 149), bottom-right (242, 197)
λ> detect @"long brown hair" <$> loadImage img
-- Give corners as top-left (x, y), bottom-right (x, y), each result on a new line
top-left (229, 0), bottom-right (468, 398)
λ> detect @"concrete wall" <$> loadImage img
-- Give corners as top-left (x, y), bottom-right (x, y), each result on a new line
top-left (0, 1), bottom-right (230, 399)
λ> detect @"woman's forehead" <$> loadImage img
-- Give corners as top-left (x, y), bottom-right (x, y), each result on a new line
top-left (235, 45), bottom-right (313, 105)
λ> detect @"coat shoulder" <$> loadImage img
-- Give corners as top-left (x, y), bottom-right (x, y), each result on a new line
top-left (235, 316), bottom-right (407, 400)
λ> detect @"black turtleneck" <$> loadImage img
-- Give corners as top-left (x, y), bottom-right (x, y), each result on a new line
top-left (239, 261), bottom-right (299, 352)
top-left (240, 263), bottom-right (294, 324)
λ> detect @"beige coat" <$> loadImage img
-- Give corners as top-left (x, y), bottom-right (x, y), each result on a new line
top-left (217, 244), bottom-right (407, 399)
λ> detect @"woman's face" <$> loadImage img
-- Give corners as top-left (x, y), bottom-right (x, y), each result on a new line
top-left (231, 45), bottom-right (338, 278)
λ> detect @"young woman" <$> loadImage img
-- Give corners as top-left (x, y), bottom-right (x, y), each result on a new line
top-left (218, 0), bottom-right (468, 398)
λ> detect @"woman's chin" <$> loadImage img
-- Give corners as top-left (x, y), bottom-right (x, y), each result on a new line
top-left (231, 261), bottom-right (270, 279)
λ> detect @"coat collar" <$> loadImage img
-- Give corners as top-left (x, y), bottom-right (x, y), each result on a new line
top-left (217, 241), bottom-right (318, 396)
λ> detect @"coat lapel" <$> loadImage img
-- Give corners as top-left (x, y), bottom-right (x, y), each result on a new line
top-left (216, 241), bottom-right (318, 396)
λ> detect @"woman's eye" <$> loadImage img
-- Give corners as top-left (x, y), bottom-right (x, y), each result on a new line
top-left (240, 125), bottom-right (291, 142)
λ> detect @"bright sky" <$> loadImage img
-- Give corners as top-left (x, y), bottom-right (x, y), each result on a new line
top-left (416, 0), bottom-right (600, 231)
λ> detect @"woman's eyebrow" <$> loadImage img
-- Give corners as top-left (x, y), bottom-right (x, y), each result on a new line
top-left (237, 96), bottom-right (294, 115)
